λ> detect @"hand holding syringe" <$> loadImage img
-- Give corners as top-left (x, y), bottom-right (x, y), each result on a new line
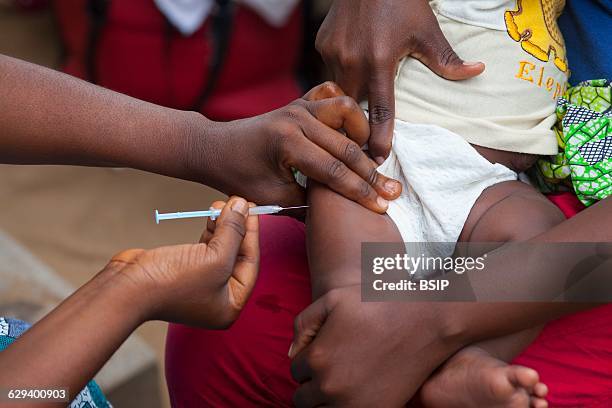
top-left (155, 205), bottom-right (308, 224)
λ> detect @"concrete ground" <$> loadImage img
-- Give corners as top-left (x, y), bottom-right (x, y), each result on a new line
top-left (0, 5), bottom-right (223, 407)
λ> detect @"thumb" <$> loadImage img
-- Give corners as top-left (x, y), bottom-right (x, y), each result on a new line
top-left (205, 196), bottom-right (249, 281)
top-left (413, 24), bottom-right (485, 81)
top-left (288, 295), bottom-right (332, 359)
top-left (367, 69), bottom-right (396, 163)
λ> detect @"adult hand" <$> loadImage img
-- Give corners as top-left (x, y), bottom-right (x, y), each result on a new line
top-left (316, 0), bottom-right (485, 162)
top-left (289, 286), bottom-right (464, 407)
top-left (108, 196), bottom-right (259, 329)
top-left (0, 56), bottom-right (399, 213)
top-left (191, 82), bottom-right (401, 214)
top-left (0, 197), bottom-right (258, 396)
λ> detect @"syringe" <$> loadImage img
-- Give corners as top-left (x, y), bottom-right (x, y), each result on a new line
top-left (155, 205), bottom-right (308, 224)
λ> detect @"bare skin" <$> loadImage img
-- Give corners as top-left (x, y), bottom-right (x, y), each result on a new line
top-left (289, 1), bottom-right (607, 405)
top-left (290, 176), bottom-right (612, 407)
top-left (316, 0), bottom-right (485, 162)
top-left (420, 346), bottom-right (549, 408)
top-left (288, 83), bottom-right (579, 408)
top-left (298, 175), bottom-right (564, 407)
top-left (0, 197), bottom-right (258, 408)
top-left (0, 55), bottom-right (401, 213)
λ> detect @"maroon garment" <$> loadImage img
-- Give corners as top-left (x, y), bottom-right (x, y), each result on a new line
top-left (53, 0), bottom-right (303, 120)
top-left (166, 215), bottom-right (308, 407)
top-left (166, 199), bottom-right (612, 407)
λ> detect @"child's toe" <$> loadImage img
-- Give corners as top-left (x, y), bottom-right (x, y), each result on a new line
top-left (509, 366), bottom-right (540, 390)
top-left (533, 382), bottom-right (548, 398)
top-left (531, 396), bottom-right (548, 408)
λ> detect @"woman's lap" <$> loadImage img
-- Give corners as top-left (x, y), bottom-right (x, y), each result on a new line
top-left (166, 215), bottom-right (310, 407)
top-left (166, 202), bottom-right (612, 407)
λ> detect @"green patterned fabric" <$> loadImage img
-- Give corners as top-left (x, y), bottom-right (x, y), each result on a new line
top-left (534, 79), bottom-right (611, 205)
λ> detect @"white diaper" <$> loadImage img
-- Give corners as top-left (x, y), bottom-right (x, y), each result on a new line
top-left (378, 120), bottom-right (517, 259)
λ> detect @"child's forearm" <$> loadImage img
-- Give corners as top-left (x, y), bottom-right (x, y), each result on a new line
top-left (0, 266), bottom-right (146, 407)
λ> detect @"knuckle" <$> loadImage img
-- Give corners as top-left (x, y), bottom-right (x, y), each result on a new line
top-left (370, 137), bottom-right (393, 157)
top-left (342, 141), bottom-right (362, 165)
top-left (358, 180), bottom-right (373, 199)
top-left (336, 95), bottom-right (356, 112)
top-left (370, 51), bottom-right (392, 70)
top-left (322, 81), bottom-right (342, 96)
top-left (326, 159), bottom-right (349, 182)
top-left (337, 52), bottom-right (358, 69)
top-left (274, 120), bottom-right (299, 143)
top-left (314, 31), bottom-right (329, 54)
top-left (366, 166), bottom-right (379, 186)
top-left (221, 217), bottom-right (247, 239)
top-left (369, 104), bottom-right (393, 125)
top-left (236, 252), bottom-right (258, 266)
top-left (284, 104), bottom-right (307, 122)
top-left (317, 45), bottom-right (336, 65)
top-left (438, 45), bottom-right (461, 67)
top-left (306, 345), bottom-right (328, 370)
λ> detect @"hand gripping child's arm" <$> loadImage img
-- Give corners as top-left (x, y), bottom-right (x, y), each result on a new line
top-left (0, 55), bottom-right (400, 213)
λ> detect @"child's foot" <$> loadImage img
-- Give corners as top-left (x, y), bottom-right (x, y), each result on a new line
top-left (419, 346), bottom-right (548, 408)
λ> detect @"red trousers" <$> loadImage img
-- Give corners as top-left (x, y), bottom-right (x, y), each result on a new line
top-left (166, 193), bottom-right (612, 407)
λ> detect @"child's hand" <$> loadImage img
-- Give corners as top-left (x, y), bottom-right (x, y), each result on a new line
top-left (106, 196), bottom-right (259, 329)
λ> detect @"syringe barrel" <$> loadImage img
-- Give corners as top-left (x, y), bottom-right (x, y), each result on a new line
top-left (248, 205), bottom-right (282, 215)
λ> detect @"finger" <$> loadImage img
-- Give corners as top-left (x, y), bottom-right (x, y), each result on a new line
top-left (334, 64), bottom-right (368, 102)
top-left (411, 21), bottom-right (484, 80)
top-left (227, 202), bottom-right (260, 308)
top-left (286, 135), bottom-right (390, 213)
top-left (302, 81), bottom-right (346, 101)
top-left (298, 112), bottom-right (401, 199)
top-left (367, 67), bottom-right (396, 163)
top-left (200, 201), bottom-right (227, 243)
top-left (289, 296), bottom-right (331, 359)
top-left (293, 381), bottom-right (326, 408)
top-left (205, 196), bottom-right (249, 280)
top-left (303, 96), bottom-right (370, 146)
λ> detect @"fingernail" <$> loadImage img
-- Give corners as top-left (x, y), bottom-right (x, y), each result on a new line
top-left (385, 180), bottom-right (399, 194)
top-left (377, 196), bottom-right (389, 210)
top-left (374, 156), bottom-right (385, 165)
top-left (463, 61), bottom-right (482, 66)
top-left (231, 198), bottom-right (247, 215)
top-left (288, 343), bottom-right (294, 358)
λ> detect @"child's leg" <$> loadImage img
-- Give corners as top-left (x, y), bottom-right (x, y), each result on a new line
top-left (420, 181), bottom-right (564, 408)
top-left (308, 178), bottom-right (565, 407)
